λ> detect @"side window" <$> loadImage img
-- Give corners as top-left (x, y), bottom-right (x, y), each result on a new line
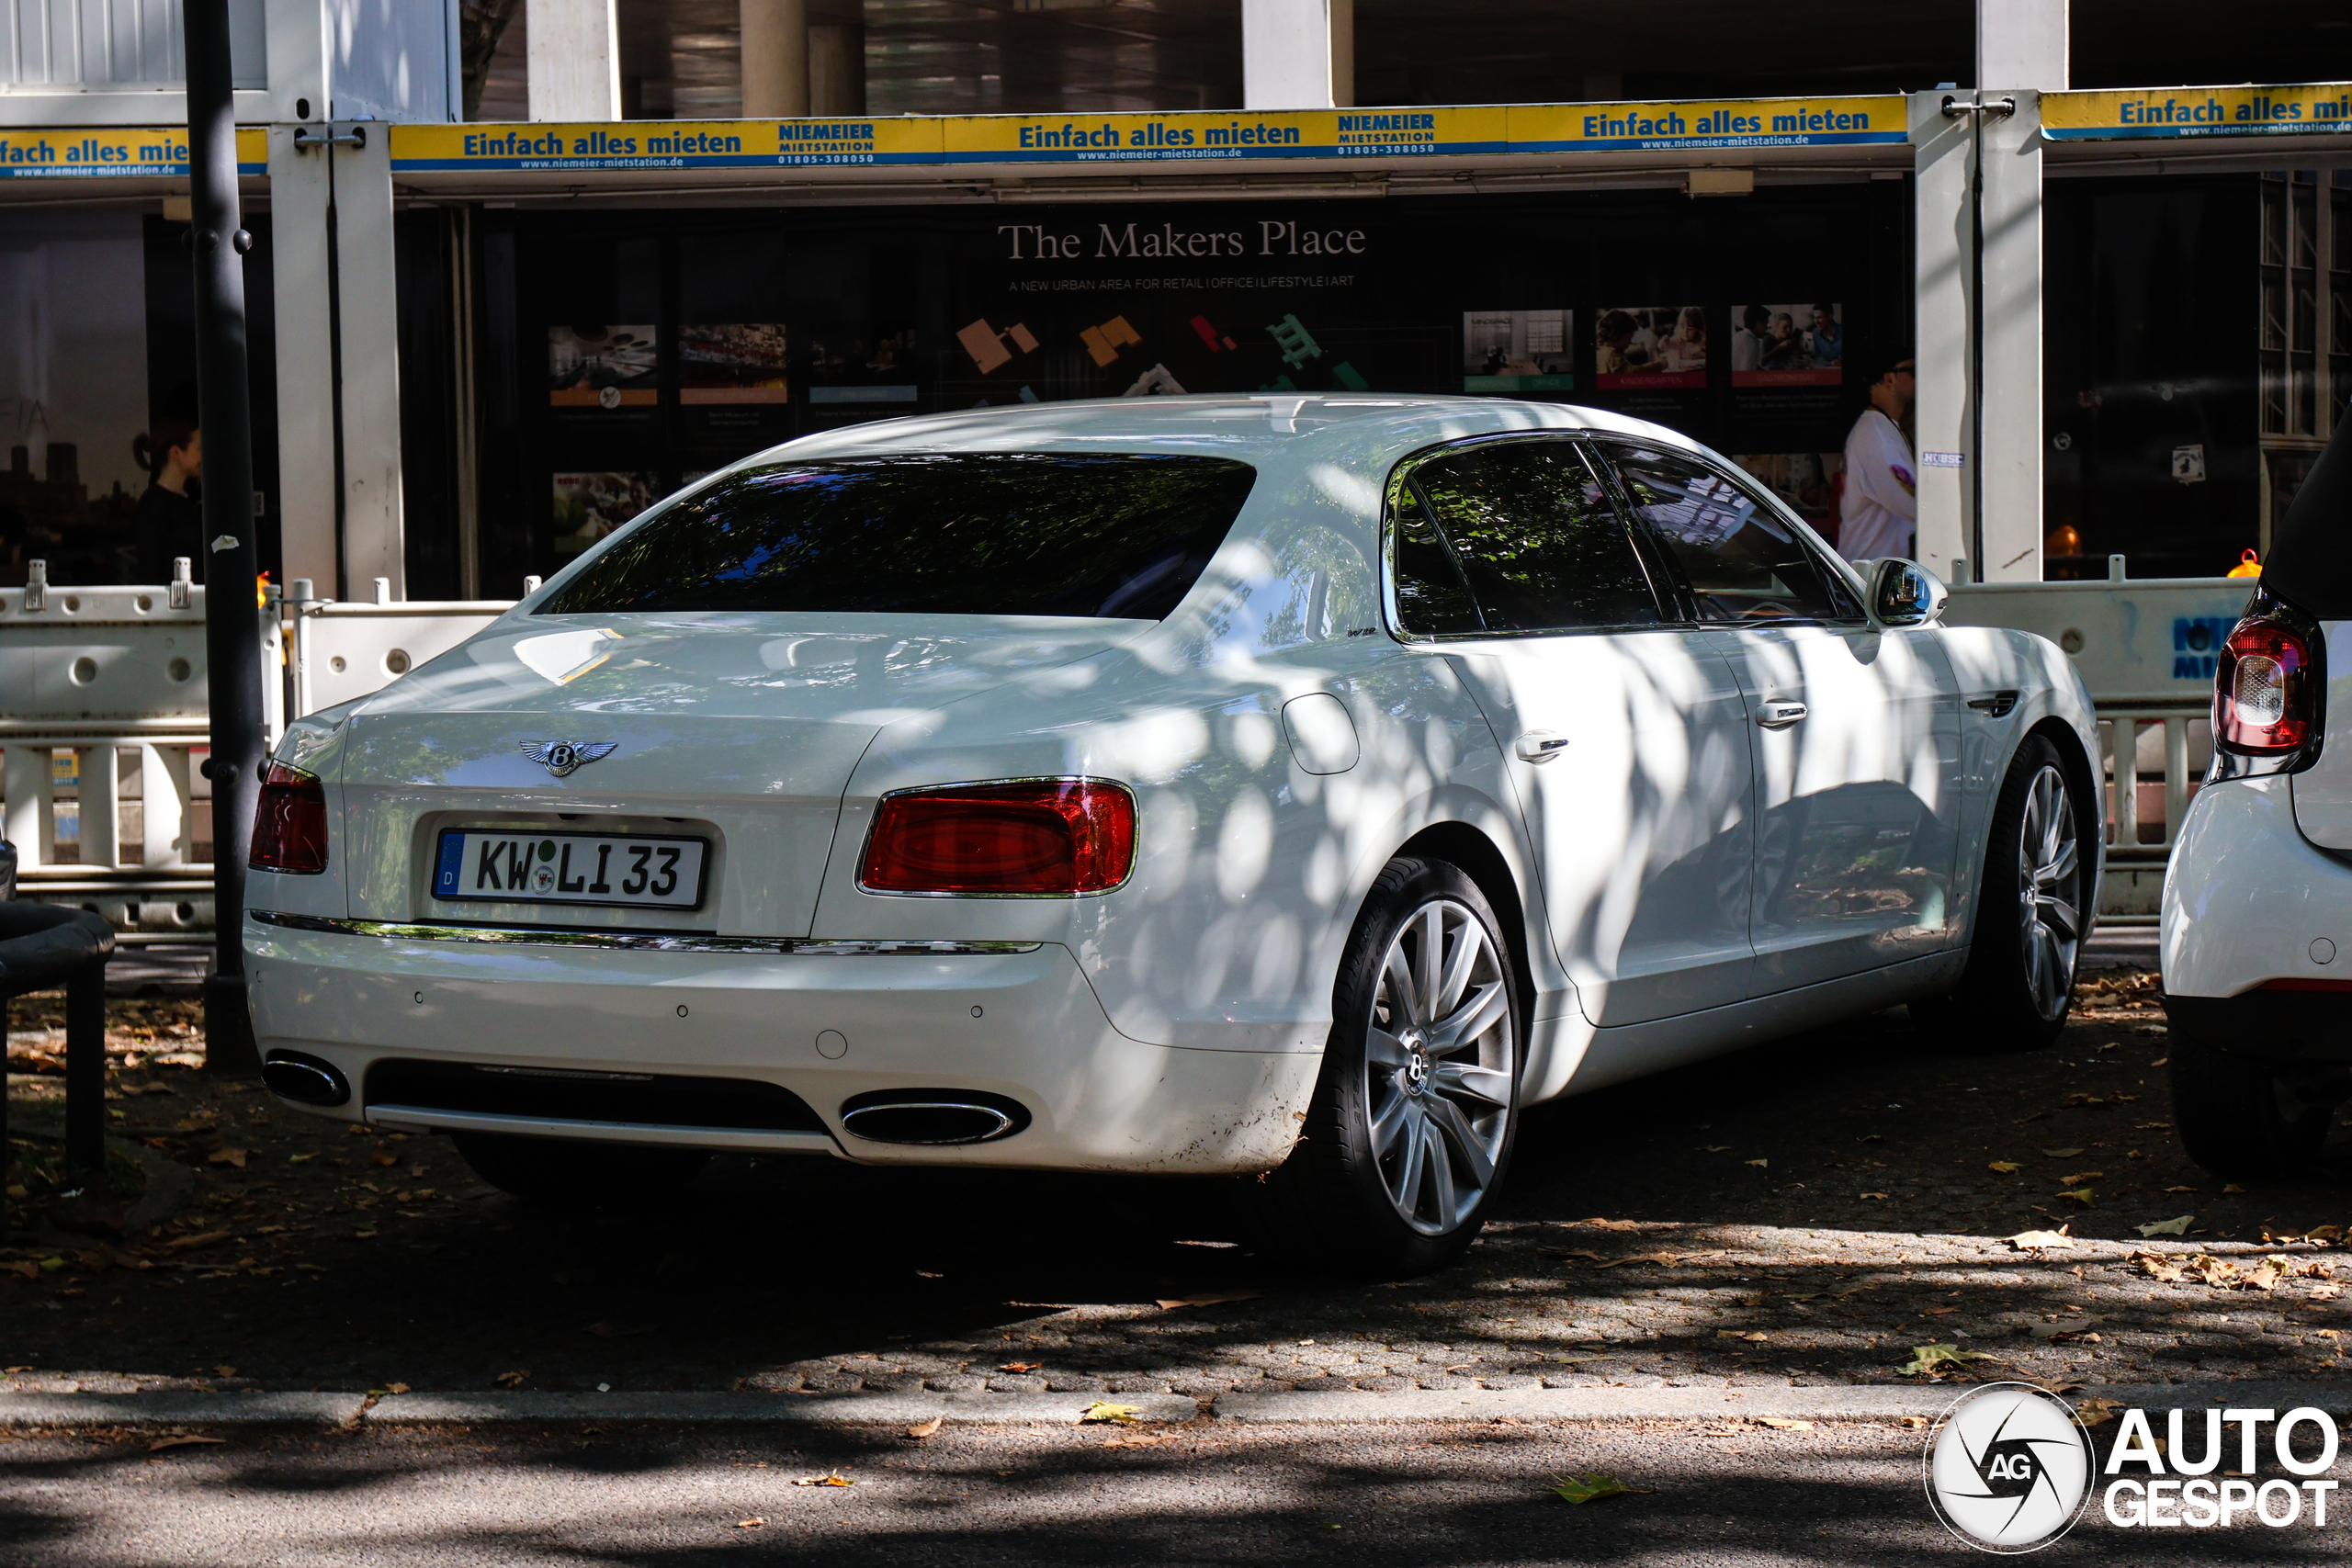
top-left (1407, 439), bottom-right (1663, 634)
top-left (1389, 491), bottom-right (1483, 636)
top-left (1601, 442), bottom-right (1858, 625)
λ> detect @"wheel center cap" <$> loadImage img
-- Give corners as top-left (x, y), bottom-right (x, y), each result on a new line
top-left (1398, 1028), bottom-right (1430, 1095)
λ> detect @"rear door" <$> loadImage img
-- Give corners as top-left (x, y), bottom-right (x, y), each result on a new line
top-left (1595, 438), bottom-right (1966, 991)
top-left (1393, 434), bottom-right (1758, 1024)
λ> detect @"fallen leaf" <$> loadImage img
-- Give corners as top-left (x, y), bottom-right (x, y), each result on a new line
top-left (1859, 1191), bottom-right (1890, 1200)
top-left (147, 1435), bottom-right (227, 1452)
top-left (2060, 1171), bottom-right (2106, 1185)
top-left (2072, 1397), bottom-right (2124, 1428)
top-left (1745, 1158), bottom-right (1769, 1168)
top-left (2150, 1057), bottom-right (2169, 1067)
top-left (1102, 1430), bottom-right (1169, 1449)
top-left (1714, 1330), bottom-right (1769, 1342)
top-left (1594, 1249), bottom-right (1727, 1270)
top-left (161, 1231), bottom-right (231, 1254)
top-left (1900, 1416), bottom-right (1930, 1430)
top-left (1923, 1307), bottom-right (1960, 1316)
top-left (206, 1147), bottom-right (248, 1169)
top-left (2223, 1183), bottom-right (2249, 1194)
top-left (2041, 1148), bottom-right (2085, 1159)
top-left (213, 1365), bottom-right (237, 1378)
top-left (2056, 1189), bottom-right (2097, 1207)
top-left (736, 1517), bottom-right (765, 1529)
top-left (1900, 1343), bottom-right (1995, 1378)
top-left (905, 1416), bottom-right (943, 1440)
top-left (384, 1382), bottom-right (411, 1394)
top-left (999, 1361), bottom-right (1042, 1373)
top-left (2, 1262), bottom-right (34, 1280)
top-left (1579, 1218), bottom-right (1642, 1231)
top-left (1757, 1417), bottom-right (1814, 1432)
top-left (2138, 1215), bottom-right (2195, 1237)
top-left (174, 1116), bottom-right (218, 1134)
top-left (494, 1370), bottom-right (529, 1389)
top-left (2163, 1186), bottom-right (2197, 1194)
top-left (368, 1153), bottom-right (399, 1168)
top-left (1154, 1291), bottom-right (1263, 1310)
top-left (1080, 1402), bottom-right (1141, 1425)
top-left (2006, 1227), bottom-right (2073, 1250)
top-left (1988, 1161), bottom-right (2020, 1174)
top-left (1699, 1145), bottom-right (1730, 1153)
top-left (1553, 1472), bottom-right (1650, 1505)
top-left (791, 1472), bottom-right (854, 1487)
top-left (287, 1153), bottom-right (315, 1164)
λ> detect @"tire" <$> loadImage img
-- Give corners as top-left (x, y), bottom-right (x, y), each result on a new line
top-left (1257, 856), bottom-right (1524, 1279)
top-left (453, 1131), bottom-right (710, 1207)
top-left (2168, 1033), bottom-right (2333, 1179)
top-left (1910, 734), bottom-right (2088, 1051)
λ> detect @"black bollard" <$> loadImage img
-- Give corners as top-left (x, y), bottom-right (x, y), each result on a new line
top-left (64, 964), bottom-right (107, 1176)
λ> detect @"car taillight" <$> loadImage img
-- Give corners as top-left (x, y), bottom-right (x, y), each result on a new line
top-left (250, 761), bottom-right (329, 874)
top-left (2213, 615), bottom-right (2317, 755)
top-left (860, 779), bottom-right (1136, 895)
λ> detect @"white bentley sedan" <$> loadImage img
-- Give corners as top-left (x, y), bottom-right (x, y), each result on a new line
top-left (246, 396), bottom-right (2100, 1274)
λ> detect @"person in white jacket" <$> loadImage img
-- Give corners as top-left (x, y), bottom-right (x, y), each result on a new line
top-left (1838, 352), bottom-right (1917, 562)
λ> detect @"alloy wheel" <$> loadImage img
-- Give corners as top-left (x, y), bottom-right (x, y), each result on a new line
top-left (2017, 763), bottom-right (2081, 1021)
top-left (1363, 898), bottom-right (1513, 1235)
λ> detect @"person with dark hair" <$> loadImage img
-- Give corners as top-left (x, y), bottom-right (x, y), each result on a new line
top-left (1596, 310), bottom-right (1640, 377)
top-left (1838, 352), bottom-right (1917, 561)
top-left (1807, 303), bottom-right (1843, 367)
top-left (131, 417), bottom-right (203, 584)
top-left (1733, 304), bottom-right (1771, 372)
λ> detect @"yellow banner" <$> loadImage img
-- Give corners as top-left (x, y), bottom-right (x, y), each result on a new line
top-left (933, 107), bottom-right (1509, 164)
top-left (2045, 85), bottom-right (2352, 141)
top-left (389, 118), bottom-right (943, 172)
top-left (1508, 96), bottom-right (1906, 152)
top-left (0, 126), bottom-right (266, 179)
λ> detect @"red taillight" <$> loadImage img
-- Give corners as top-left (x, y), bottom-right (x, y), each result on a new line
top-left (2213, 618), bottom-right (2315, 754)
top-left (250, 761), bottom-right (329, 874)
top-left (860, 779), bottom-right (1136, 895)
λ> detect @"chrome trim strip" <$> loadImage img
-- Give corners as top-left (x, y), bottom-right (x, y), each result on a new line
top-left (247, 910), bottom-right (1041, 956)
top-left (363, 1104), bottom-right (843, 1154)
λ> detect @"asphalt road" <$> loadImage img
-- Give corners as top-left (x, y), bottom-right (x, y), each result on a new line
top-left (5, 1417), bottom-right (2348, 1566)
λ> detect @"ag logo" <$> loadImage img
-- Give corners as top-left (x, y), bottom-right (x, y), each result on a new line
top-left (1924, 1382), bottom-right (2094, 1552)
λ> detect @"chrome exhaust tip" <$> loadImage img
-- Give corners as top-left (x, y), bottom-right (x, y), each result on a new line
top-left (263, 1050), bottom-right (351, 1108)
top-left (837, 1089), bottom-right (1031, 1145)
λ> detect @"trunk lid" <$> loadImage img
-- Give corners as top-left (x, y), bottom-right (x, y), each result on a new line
top-left (336, 614), bottom-right (1140, 933)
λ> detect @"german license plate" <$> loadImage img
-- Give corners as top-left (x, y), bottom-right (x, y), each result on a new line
top-left (433, 829), bottom-right (708, 910)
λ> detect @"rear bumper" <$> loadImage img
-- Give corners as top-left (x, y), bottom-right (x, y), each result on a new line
top-left (243, 916), bottom-right (1319, 1174)
top-left (2162, 773), bottom-right (2352, 1062)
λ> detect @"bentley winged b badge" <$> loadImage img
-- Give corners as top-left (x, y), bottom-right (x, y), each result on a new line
top-left (519, 739), bottom-right (617, 778)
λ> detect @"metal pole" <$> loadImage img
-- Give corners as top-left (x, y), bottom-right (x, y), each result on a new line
top-left (64, 964), bottom-right (107, 1173)
top-left (185, 0), bottom-right (266, 1077)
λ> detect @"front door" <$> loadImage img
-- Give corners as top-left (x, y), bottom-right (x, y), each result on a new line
top-left (1392, 434), bottom-right (1758, 1024)
top-left (1596, 439), bottom-right (1966, 991)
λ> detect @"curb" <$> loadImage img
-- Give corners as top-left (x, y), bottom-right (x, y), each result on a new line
top-left (6, 1382), bottom-right (2350, 1430)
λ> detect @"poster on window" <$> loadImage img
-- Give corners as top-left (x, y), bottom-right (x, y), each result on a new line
top-left (1731, 303), bottom-right (1843, 387)
top-left (551, 471), bottom-right (656, 557)
top-left (549, 325), bottom-right (660, 412)
top-left (1594, 306), bottom-right (1707, 389)
top-left (1463, 310), bottom-right (1575, 393)
top-left (676, 322), bottom-right (790, 446)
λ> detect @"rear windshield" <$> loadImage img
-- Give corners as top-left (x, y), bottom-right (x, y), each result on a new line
top-left (540, 453), bottom-right (1258, 618)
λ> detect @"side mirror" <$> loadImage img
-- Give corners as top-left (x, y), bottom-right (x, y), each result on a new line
top-left (1870, 558), bottom-right (1949, 628)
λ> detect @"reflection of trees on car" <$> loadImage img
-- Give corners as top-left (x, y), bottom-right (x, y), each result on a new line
top-left (547, 455), bottom-right (1259, 621)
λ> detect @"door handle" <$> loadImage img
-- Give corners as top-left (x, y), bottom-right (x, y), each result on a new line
top-left (1513, 731), bottom-right (1571, 762)
top-left (1756, 700), bottom-right (1809, 729)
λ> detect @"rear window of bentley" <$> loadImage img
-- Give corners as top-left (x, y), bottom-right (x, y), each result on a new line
top-left (539, 453), bottom-right (1259, 619)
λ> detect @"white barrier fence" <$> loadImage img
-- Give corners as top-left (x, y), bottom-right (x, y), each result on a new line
top-left (0, 558), bottom-right (2265, 929)
top-left (0, 564), bottom-right (514, 933)
top-left (1944, 558), bottom-right (2252, 919)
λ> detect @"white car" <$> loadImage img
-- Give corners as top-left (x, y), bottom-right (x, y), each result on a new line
top-left (246, 395), bottom-right (2100, 1274)
top-left (2161, 423), bottom-right (2352, 1177)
